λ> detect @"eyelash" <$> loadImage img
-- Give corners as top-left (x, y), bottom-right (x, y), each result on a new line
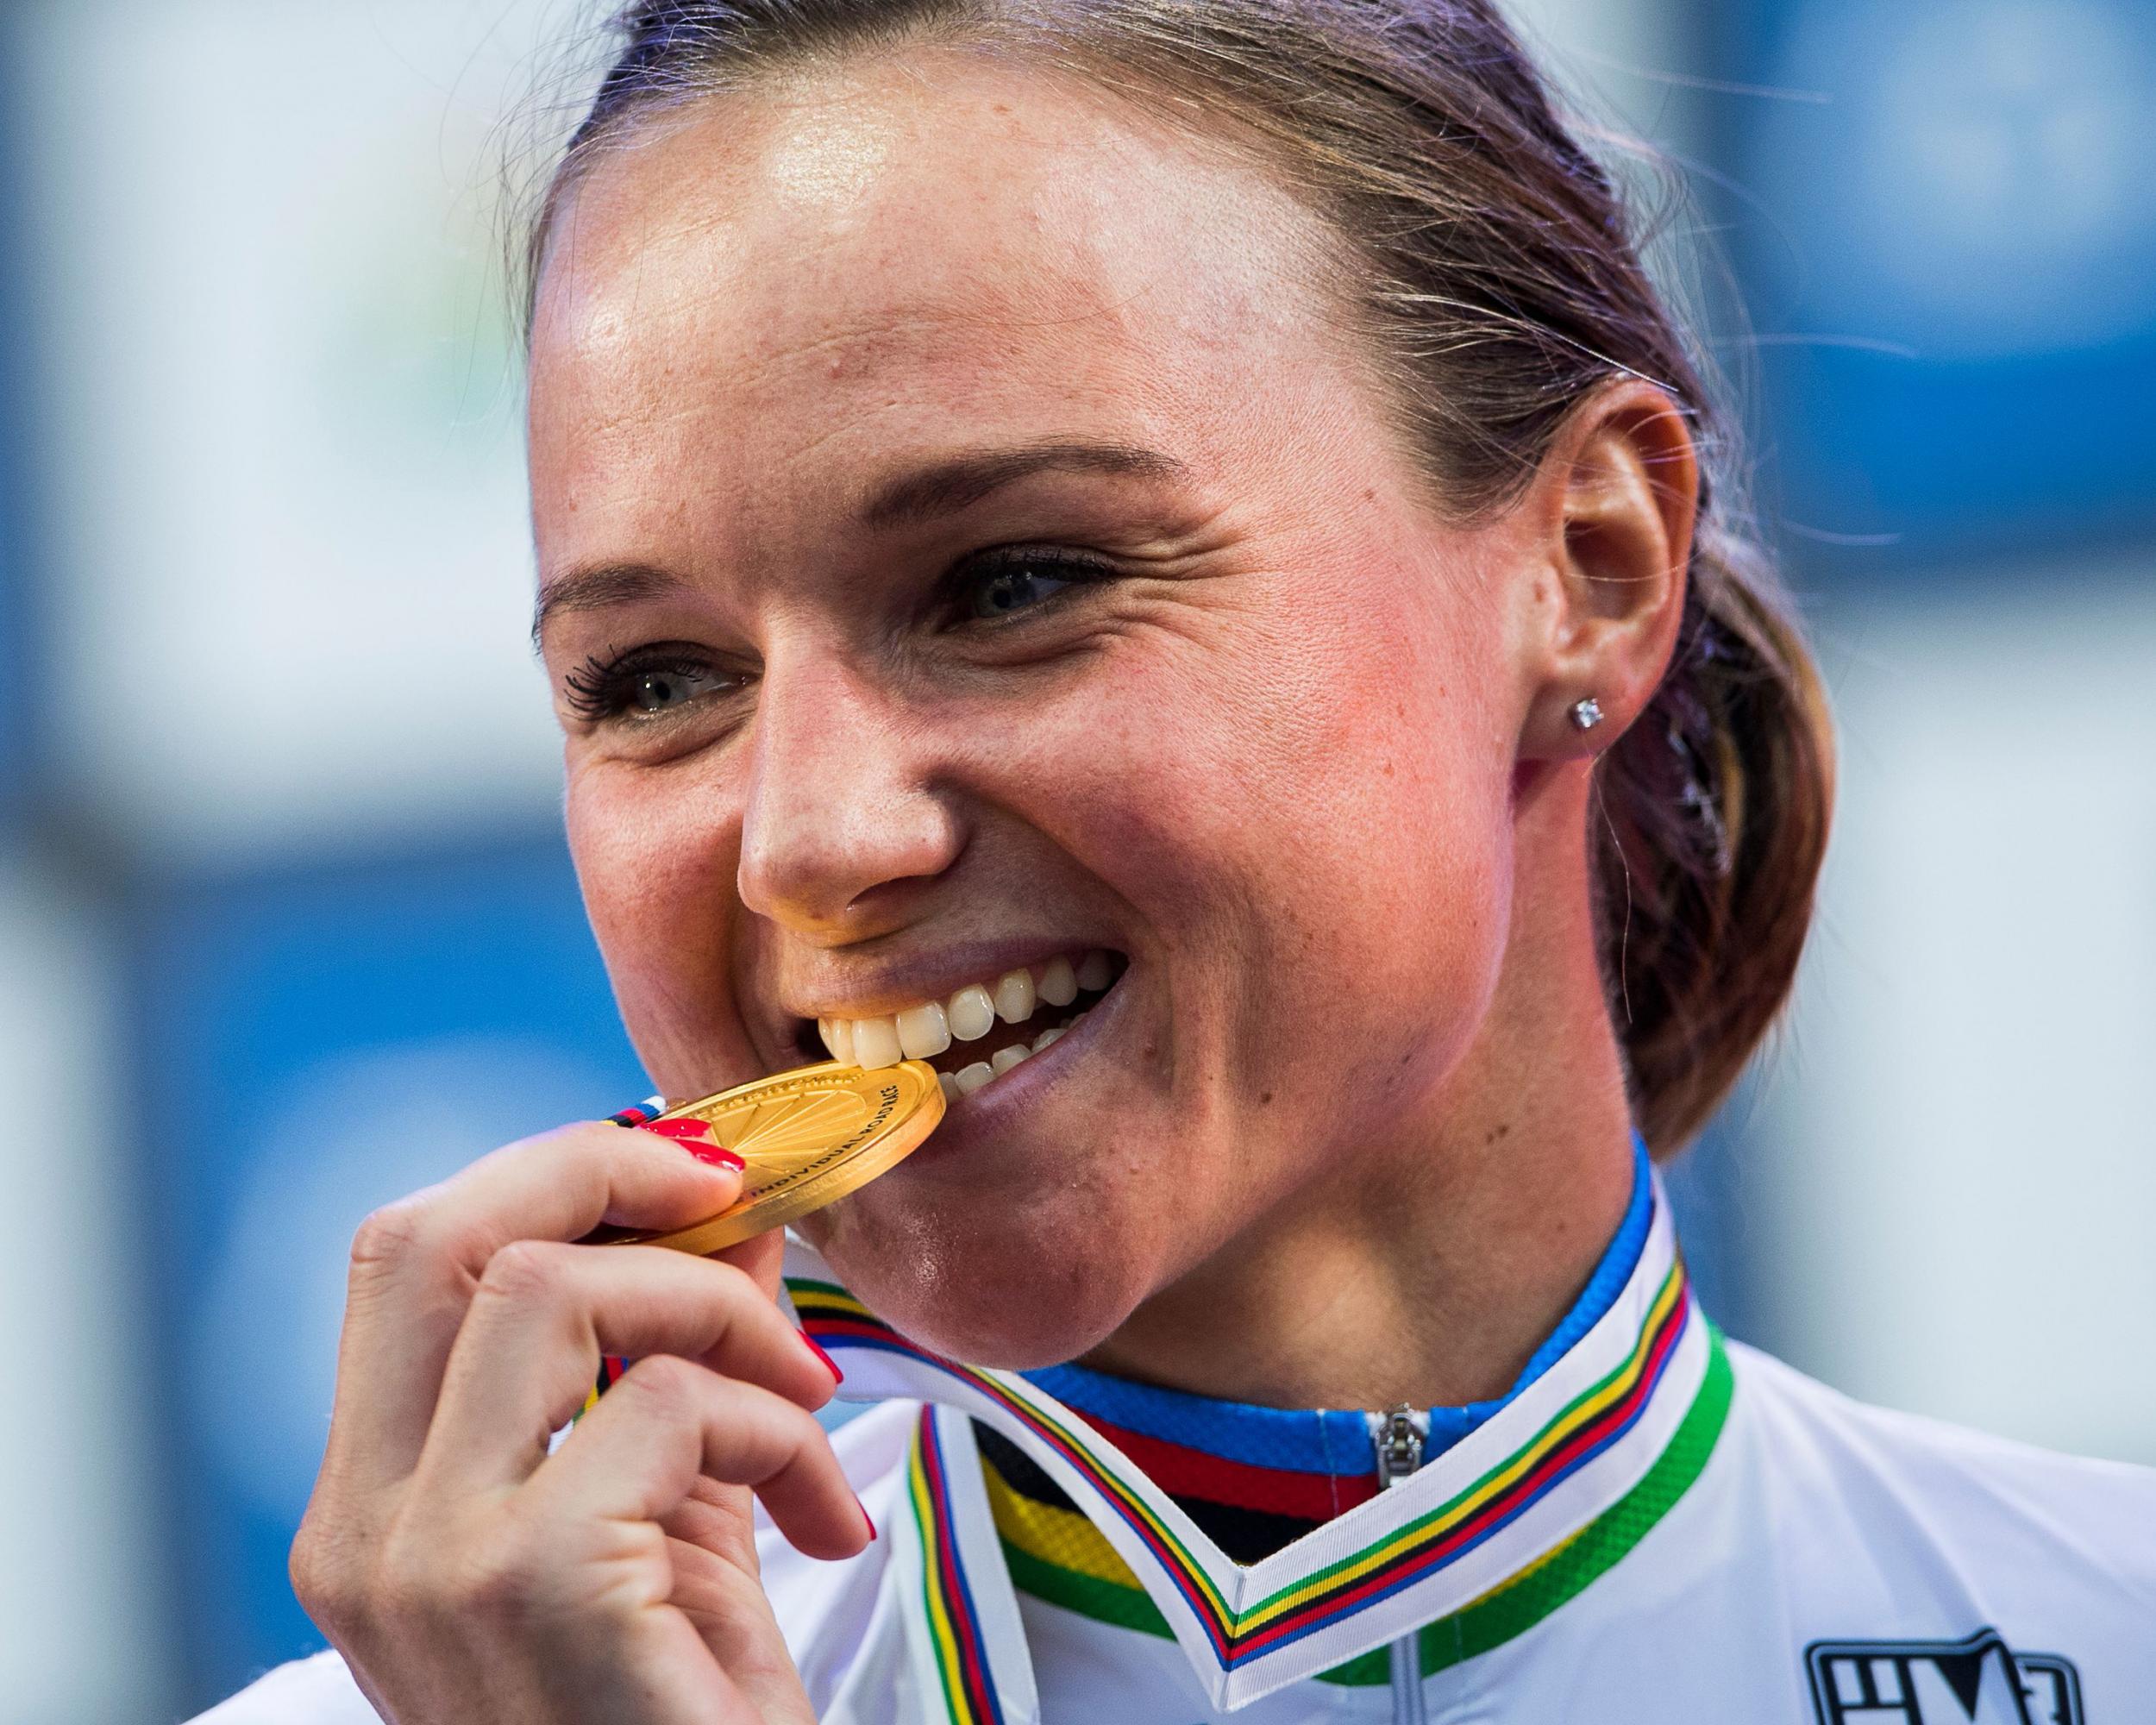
top-left (558, 546), bottom-right (1121, 724)
top-left (561, 644), bottom-right (732, 724)
top-left (950, 544), bottom-right (1118, 624)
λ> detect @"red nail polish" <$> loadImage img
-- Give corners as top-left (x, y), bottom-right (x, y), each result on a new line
top-left (858, 1494), bottom-right (876, 1542)
top-left (636, 1119), bottom-right (744, 1170)
top-left (800, 1331), bottom-right (845, 1385)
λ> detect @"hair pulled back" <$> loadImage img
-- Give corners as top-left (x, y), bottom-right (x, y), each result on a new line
top-left (526, 0), bottom-right (1835, 1155)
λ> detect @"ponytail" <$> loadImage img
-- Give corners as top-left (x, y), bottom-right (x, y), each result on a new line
top-left (1595, 519), bottom-right (1835, 1151)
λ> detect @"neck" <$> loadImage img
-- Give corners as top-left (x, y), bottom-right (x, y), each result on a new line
top-left (1081, 764), bottom-right (1635, 1412)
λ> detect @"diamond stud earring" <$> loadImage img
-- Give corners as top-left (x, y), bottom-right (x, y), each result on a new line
top-left (1569, 696), bottom-right (1604, 731)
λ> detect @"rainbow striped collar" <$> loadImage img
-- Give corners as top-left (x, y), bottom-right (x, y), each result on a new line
top-left (783, 1172), bottom-right (1729, 1716)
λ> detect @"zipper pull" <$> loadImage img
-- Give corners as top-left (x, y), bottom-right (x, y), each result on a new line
top-left (1373, 1404), bottom-right (1425, 1488)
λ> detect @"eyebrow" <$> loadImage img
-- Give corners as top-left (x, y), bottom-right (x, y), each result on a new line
top-left (532, 439), bottom-right (1190, 641)
top-left (854, 439), bottom-right (1190, 529)
top-left (531, 561), bottom-right (687, 646)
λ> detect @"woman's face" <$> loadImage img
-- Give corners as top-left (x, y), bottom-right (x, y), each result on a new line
top-left (529, 54), bottom-right (1539, 1365)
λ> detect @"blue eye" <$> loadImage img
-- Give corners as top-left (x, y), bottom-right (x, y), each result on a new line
top-left (962, 549), bottom-right (1112, 622)
top-left (624, 665), bottom-right (724, 714)
top-left (970, 564), bottom-right (1071, 619)
top-left (561, 647), bottom-right (741, 724)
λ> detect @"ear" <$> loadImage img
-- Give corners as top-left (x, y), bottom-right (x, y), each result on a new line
top-left (1514, 380), bottom-right (1698, 762)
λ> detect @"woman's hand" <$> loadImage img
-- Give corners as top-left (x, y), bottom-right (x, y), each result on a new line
top-left (289, 1120), bottom-right (868, 1725)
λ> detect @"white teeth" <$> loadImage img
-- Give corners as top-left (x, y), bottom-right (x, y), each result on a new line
top-left (850, 1014), bottom-right (903, 1070)
top-left (946, 984), bottom-right (996, 1041)
top-left (1037, 955), bottom-right (1077, 1007)
top-left (897, 1000), bottom-right (951, 1059)
top-left (824, 954), bottom-right (1112, 1086)
top-left (993, 968), bottom-right (1037, 1024)
top-left (924, 1009), bottom-right (1090, 1107)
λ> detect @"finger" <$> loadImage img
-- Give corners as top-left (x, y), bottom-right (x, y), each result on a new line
top-left (320, 1120), bottom-right (743, 1494)
top-left (414, 1241), bottom-right (837, 1494)
top-left (530, 1354), bottom-right (870, 1563)
top-left (660, 1500), bottom-right (824, 1725)
top-left (714, 1227), bottom-right (788, 1302)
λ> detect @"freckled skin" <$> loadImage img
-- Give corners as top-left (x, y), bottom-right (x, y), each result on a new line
top-left (530, 53), bottom-right (1689, 1406)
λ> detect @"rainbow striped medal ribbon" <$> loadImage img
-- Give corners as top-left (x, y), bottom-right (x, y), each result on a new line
top-left (784, 1172), bottom-right (1731, 1720)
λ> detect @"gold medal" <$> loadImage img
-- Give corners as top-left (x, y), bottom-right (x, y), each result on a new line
top-left (593, 1059), bottom-right (943, 1256)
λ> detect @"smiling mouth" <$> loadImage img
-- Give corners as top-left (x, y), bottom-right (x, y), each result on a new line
top-left (802, 949), bottom-right (1127, 1104)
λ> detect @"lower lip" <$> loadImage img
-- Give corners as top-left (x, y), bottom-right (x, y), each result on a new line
top-left (900, 972), bottom-right (1133, 1167)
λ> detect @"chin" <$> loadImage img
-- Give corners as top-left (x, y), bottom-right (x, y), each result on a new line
top-left (800, 1184), bottom-right (1151, 1369)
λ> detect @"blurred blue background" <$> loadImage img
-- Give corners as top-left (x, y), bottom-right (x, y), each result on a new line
top-left (0, 1), bottom-right (2150, 1717)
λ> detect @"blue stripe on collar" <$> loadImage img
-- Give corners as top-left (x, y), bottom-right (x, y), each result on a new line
top-left (1019, 1132), bottom-right (1652, 1475)
top-left (1017, 1360), bottom-right (1376, 1475)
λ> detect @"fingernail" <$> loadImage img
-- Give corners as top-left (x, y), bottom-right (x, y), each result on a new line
top-left (857, 1494), bottom-right (876, 1542)
top-left (634, 1119), bottom-right (744, 1170)
top-left (799, 1331), bottom-right (844, 1385)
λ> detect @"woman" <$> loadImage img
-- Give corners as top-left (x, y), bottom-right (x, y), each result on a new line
top-left (199, 1), bottom-right (2155, 1721)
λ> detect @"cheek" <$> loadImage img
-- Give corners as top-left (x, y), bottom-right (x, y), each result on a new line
top-left (566, 759), bottom-right (749, 1079)
top-left (1275, 620), bottom-right (1518, 1079)
top-left (1018, 574), bottom-right (1516, 1091)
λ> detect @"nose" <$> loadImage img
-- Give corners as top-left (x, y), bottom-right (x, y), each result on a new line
top-left (735, 650), bottom-right (964, 936)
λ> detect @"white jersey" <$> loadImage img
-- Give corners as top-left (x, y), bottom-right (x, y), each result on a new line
top-left (198, 1176), bottom-right (2156, 1725)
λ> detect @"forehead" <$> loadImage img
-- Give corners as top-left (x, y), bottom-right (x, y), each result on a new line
top-left (526, 51), bottom-right (1343, 534)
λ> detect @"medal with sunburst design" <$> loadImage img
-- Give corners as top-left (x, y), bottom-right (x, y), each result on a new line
top-left (595, 1060), bottom-right (944, 1256)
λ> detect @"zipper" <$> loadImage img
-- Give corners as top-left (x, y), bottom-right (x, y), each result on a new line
top-left (1370, 1405), bottom-right (1431, 1725)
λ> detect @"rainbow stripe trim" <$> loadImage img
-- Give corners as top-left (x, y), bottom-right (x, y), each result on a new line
top-left (906, 1408), bottom-right (1007, 1725)
top-left (978, 1327), bottom-right (1733, 1683)
top-left (793, 1251), bottom-right (1701, 1678)
top-left (1039, 1408), bottom-right (1377, 1527)
top-left (575, 1353), bottom-right (629, 1421)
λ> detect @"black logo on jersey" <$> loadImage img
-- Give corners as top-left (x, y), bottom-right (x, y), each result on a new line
top-left (1806, 1628), bottom-right (2084, 1724)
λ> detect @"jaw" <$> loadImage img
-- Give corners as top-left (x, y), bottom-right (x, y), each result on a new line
top-left (799, 1168), bottom-right (1169, 1367)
